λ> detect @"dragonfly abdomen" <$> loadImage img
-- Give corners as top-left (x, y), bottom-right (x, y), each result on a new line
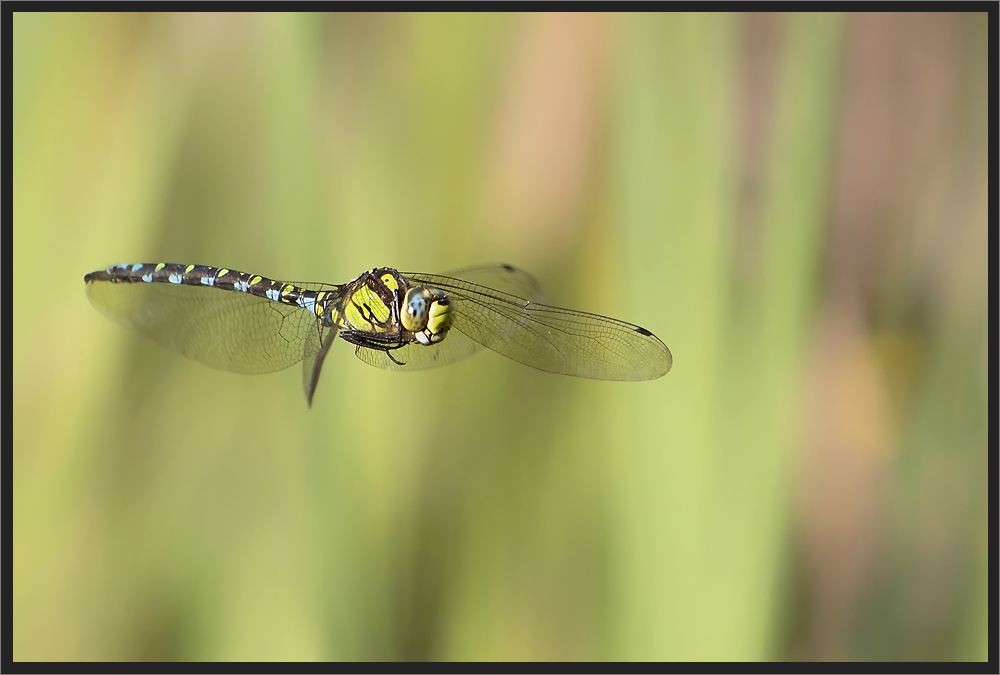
top-left (84, 263), bottom-right (332, 318)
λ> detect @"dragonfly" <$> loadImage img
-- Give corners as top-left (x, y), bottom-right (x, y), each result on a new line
top-left (85, 262), bottom-right (672, 406)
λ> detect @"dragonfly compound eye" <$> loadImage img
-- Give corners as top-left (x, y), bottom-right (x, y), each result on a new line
top-left (402, 288), bottom-right (430, 331)
top-left (405, 287), bottom-right (453, 346)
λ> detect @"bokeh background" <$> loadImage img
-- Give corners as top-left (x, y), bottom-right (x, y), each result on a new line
top-left (13, 12), bottom-right (988, 661)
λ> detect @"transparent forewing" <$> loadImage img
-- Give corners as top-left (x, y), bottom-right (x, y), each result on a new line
top-left (404, 273), bottom-right (672, 381)
top-left (355, 264), bottom-right (547, 373)
top-left (86, 279), bottom-right (335, 374)
top-left (439, 263), bottom-right (547, 304)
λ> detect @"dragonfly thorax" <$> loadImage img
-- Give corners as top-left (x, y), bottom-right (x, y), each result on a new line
top-left (338, 268), bottom-right (453, 349)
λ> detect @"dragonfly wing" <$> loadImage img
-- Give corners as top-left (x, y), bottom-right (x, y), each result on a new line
top-left (302, 322), bottom-right (338, 406)
top-left (402, 273), bottom-right (672, 381)
top-left (437, 263), bottom-right (546, 304)
top-left (86, 279), bottom-right (327, 374)
top-left (352, 328), bottom-right (482, 372)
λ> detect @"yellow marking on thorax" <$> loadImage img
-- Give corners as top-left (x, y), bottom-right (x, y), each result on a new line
top-left (344, 284), bottom-right (392, 332)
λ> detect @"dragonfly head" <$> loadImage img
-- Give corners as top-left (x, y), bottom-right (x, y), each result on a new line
top-left (402, 286), bottom-right (453, 346)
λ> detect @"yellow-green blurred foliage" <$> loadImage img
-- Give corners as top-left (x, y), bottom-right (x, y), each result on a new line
top-left (13, 12), bottom-right (988, 661)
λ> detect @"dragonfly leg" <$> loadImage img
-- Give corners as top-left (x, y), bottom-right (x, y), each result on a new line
top-left (354, 344), bottom-right (407, 367)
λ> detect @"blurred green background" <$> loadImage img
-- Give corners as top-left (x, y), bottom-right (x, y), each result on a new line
top-left (13, 12), bottom-right (988, 661)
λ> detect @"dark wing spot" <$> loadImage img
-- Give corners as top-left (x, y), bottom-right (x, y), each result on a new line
top-left (502, 263), bottom-right (515, 271)
top-left (634, 326), bottom-right (653, 336)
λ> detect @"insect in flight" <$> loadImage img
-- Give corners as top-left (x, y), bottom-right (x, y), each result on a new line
top-left (85, 262), bottom-right (672, 406)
